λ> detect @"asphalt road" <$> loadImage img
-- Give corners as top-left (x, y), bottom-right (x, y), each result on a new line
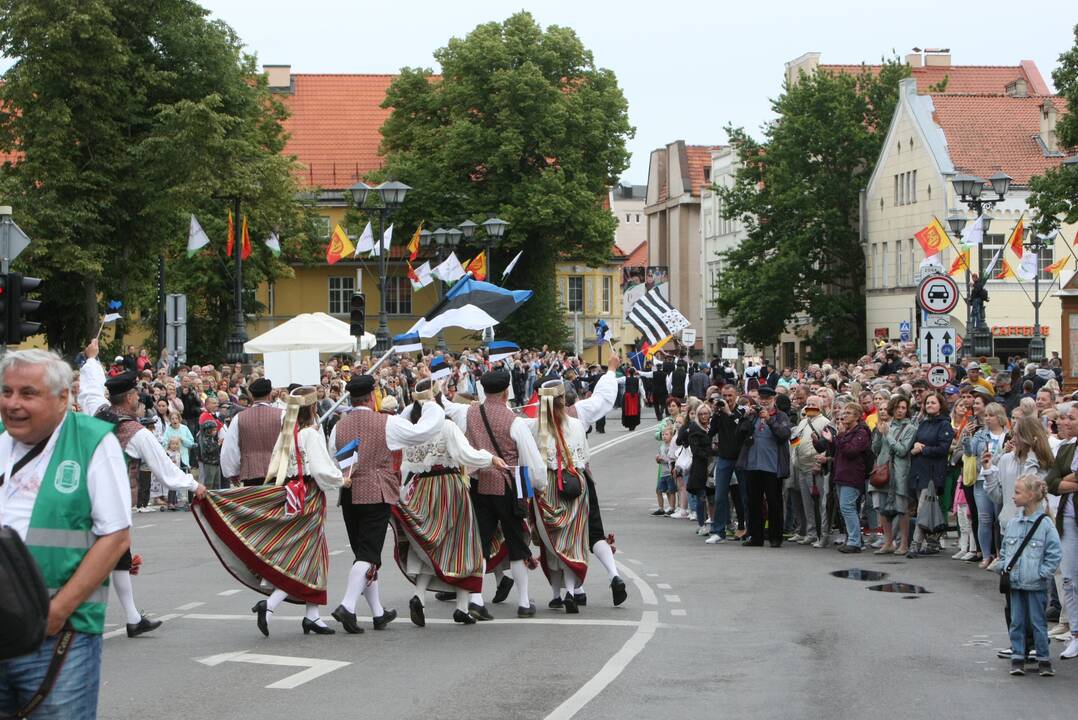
top-left (99, 411), bottom-right (1074, 719)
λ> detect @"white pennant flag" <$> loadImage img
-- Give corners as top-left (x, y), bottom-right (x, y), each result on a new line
top-left (264, 232), bottom-right (281, 256)
top-left (411, 261), bottom-right (434, 290)
top-left (501, 250), bottom-right (523, 280)
top-left (960, 215), bottom-right (984, 246)
top-left (372, 224), bottom-right (393, 256)
top-left (354, 221), bottom-right (374, 255)
top-left (186, 214), bottom-right (210, 257)
top-left (983, 245), bottom-right (1004, 278)
top-left (432, 252), bottom-right (466, 282)
top-left (1018, 251), bottom-right (1039, 281)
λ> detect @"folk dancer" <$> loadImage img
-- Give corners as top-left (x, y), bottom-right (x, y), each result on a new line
top-left (328, 374), bottom-right (445, 633)
top-left (192, 387), bottom-right (345, 636)
top-left (79, 339), bottom-right (206, 638)
top-left (392, 378), bottom-right (510, 626)
top-left (460, 369), bottom-right (547, 618)
top-left (220, 377), bottom-right (283, 487)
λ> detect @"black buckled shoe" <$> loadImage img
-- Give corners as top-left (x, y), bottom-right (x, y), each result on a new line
top-left (127, 615), bottom-right (163, 638)
top-left (468, 602), bottom-right (494, 621)
top-left (453, 609), bottom-right (477, 625)
top-left (434, 591), bottom-right (455, 602)
top-left (372, 608), bottom-right (397, 630)
top-left (492, 576), bottom-right (515, 604)
top-left (611, 576), bottom-right (628, 606)
top-left (574, 592), bottom-right (587, 607)
top-left (251, 601), bottom-right (269, 637)
top-left (548, 597), bottom-right (564, 609)
top-left (302, 618), bottom-right (335, 635)
top-left (331, 604), bottom-right (364, 634)
top-left (409, 596), bottom-right (426, 628)
top-left (517, 602), bottom-right (537, 618)
top-left (563, 593), bottom-right (579, 614)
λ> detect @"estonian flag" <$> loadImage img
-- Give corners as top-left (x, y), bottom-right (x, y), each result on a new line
top-left (392, 332), bottom-right (423, 353)
top-left (411, 276), bottom-right (532, 338)
top-left (335, 439), bottom-right (359, 470)
top-left (487, 340), bottom-right (520, 362)
top-left (429, 355), bottom-right (452, 381)
top-left (514, 466), bottom-right (534, 500)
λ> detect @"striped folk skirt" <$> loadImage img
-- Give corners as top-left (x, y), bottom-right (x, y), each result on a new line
top-left (193, 480), bottom-right (329, 605)
top-left (532, 470), bottom-right (590, 584)
top-left (392, 469), bottom-right (484, 593)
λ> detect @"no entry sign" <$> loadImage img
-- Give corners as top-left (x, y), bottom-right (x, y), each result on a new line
top-left (918, 275), bottom-right (959, 315)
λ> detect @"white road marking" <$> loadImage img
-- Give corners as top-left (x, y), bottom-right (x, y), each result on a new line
top-left (664, 594), bottom-right (681, 603)
top-left (103, 612), bottom-right (182, 639)
top-left (197, 650), bottom-right (350, 689)
top-left (656, 583), bottom-right (671, 590)
top-left (175, 602), bottom-right (205, 611)
top-left (218, 589), bottom-right (243, 597)
top-left (670, 609), bottom-right (686, 617)
top-left (136, 524), bottom-right (157, 529)
top-left (645, 573), bottom-right (658, 578)
top-left (329, 550), bottom-right (344, 556)
top-left (615, 561), bottom-right (657, 606)
top-left (589, 425), bottom-right (658, 456)
top-left (543, 611), bottom-right (659, 720)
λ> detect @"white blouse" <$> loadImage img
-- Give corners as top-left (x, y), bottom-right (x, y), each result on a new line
top-left (526, 416), bottom-right (590, 471)
top-left (267, 425), bottom-right (344, 493)
top-left (401, 419), bottom-right (495, 476)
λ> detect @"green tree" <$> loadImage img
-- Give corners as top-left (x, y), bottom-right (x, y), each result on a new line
top-left (378, 12), bottom-right (633, 348)
top-left (1029, 25), bottom-right (1078, 233)
top-left (715, 60), bottom-right (910, 359)
top-left (0, 0), bottom-right (317, 358)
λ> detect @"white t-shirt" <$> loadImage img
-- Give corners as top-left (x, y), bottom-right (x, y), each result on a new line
top-left (0, 415), bottom-right (132, 541)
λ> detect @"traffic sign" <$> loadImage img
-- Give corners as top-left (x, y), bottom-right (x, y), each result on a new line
top-left (924, 314), bottom-right (952, 328)
top-left (917, 274), bottom-right (959, 315)
top-left (899, 320), bottom-right (911, 342)
top-left (927, 365), bottom-right (950, 388)
top-left (919, 327), bottom-right (958, 364)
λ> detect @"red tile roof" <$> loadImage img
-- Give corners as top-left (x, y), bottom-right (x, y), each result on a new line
top-left (931, 94), bottom-right (1066, 185)
top-left (685, 145), bottom-right (722, 196)
top-left (624, 239), bottom-right (648, 267)
top-left (278, 74), bottom-right (397, 189)
top-left (819, 62), bottom-right (1051, 95)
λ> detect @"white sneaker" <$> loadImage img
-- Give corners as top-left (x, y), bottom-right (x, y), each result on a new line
top-left (951, 549), bottom-right (967, 559)
top-left (688, 511), bottom-right (697, 522)
top-left (833, 535), bottom-right (846, 545)
top-left (986, 558), bottom-right (1000, 572)
top-left (799, 535), bottom-right (818, 545)
top-left (705, 534), bottom-right (725, 544)
top-left (1049, 623), bottom-right (1070, 639)
top-left (696, 525), bottom-right (709, 536)
top-left (1062, 637), bottom-right (1078, 660)
top-left (812, 538), bottom-right (827, 549)
top-left (670, 509), bottom-right (686, 519)
top-left (871, 537), bottom-right (885, 549)
top-left (959, 551), bottom-right (977, 561)
top-left (789, 534), bottom-right (804, 543)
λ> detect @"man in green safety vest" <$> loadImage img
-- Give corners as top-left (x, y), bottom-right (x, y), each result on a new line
top-left (0, 349), bottom-right (131, 719)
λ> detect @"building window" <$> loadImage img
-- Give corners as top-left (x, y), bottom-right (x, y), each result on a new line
top-left (635, 214), bottom-right (641, 223)
top-left (911, 170), bottom-right (917, 203)
top-left (869, 245), bottom-right (876, 289)
top-left (384, 276), bottom-right (412, 315)
top-left (893, 175), bottom-right (899, 206)
top-left (602, 276), bottom-right (612, 314)
top-left (882, 242), bottom-right (889, 287)
top-left (703, 167), bottom-right (711, 182)
top-left (908, 238), bottom-right (915, 285)
top-left (317, 216), bottom-right (331, 241)
top-left (625, 213), bottom-right (630, 223)
top-left (567, 276), bottom-right (584, 313)
top-left (328, 276), bottom-right (355, 315)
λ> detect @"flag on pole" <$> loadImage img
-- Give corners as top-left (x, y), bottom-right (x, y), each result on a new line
top-left (1007, 214), bottom-right (1026, 259)
top-left (335, 439), bottom-right (359, 470)
top-left (410, 276), bottom-right (532, 338)
top-left (983, 245), bottom-right (1004, 278)
top-left (264, 232), bottom-right (281, 256)
top-left (501, 250), bottom-right (523, 280)
top-left (407, 223), bottom-right (423, 261)
top-left (626, 285), bottom-right (690, 346)
top-left (1045, 256), bottom-right (1069, 277)
top-left (225, 210), bottom-right (235, 257)
top-left (354, 221), bottom-right (375, 255)
top-left (412, 261), bottom-right (434, 289)
top-left (960, 215), bottom-right (984, 246)
top-left (326, 224), bottom-right (355, 265)
top-left (1018, 252), bottom-right (1039, 281)
top-left (647, 335), bottom-right (674, 358)
top-left (595, 318), bottom-right (611, 343)
top-left (428, 355), bottom-right (452, 381)
top-left (914, 217), bottom-right (949, 257)
top-left (487, 340), bottom-right (520, 362)
top-left (391, 332), bottom-right (423, 353)
top-left (995, 258), bottom-right (1017, 280)
top-left (102, 313), bottom-right (122, 324)
top-left (372, 224), bottom-right (393, 257)
top-left (432, 252), bottom-right (466, 282)
top-left (465, 251), bottom-right (487, 281)
top-left (948, 247), bottom-right (970, 276)
top-left (240, 215), bottom-right (252, 260)
top-left (514, 466), bottom-right (534, 500)
top-left (186, 214), bottom-right (210, 257)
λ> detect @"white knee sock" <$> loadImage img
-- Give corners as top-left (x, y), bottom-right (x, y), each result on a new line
top-left (340, 561), bottom-right (371, 613)
top-left (592, 539), bottom-right (619, 580)
top-left (266, 588), bottom-right (288, 613)
top-left (111, 570), bottom-right (142, 624)
top-left (510, 559), bottom-right (530, 609)
top-left (304, 603), bottom-right (327, 627)
top-left (563, 567), bottom-right (578, 596)
top-left (414, 574), bottom-right (432, 606)
top-left (470, 560), bottom-right (487, 607)
top-left (362, 579), bottom-right (385, 617)
top-left (456, 590), bottom-right (470, 613)
top-left (549, 570), bottom-right (564, 600)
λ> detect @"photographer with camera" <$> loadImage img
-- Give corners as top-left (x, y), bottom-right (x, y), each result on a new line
top-left (736, 386), bottom-right (791, 547)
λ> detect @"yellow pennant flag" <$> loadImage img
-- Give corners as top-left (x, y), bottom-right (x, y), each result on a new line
top-left (948, 247), bottom-right (970, 276)
top-left (326, 224), bottom-right (356, 265)
top-left (1045, 256), bottom-right (1070, 277)
top-left (915, 217), bottom-right (949, 257)
top-left (995, 258), bottom-right (1016, 280)
top-left (1007, 213), bottom-right (1026, 259)
top-left (407, 222), bottom-right (423, 261)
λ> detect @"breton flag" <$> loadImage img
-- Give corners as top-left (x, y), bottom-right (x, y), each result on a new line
top-left (1007, 214), bottom-right (1026, 259)
top-left (186, 215), bottom-right (210, 257)
top-left (487, 340), bottom-right (520, 362)
top-left (326, 224), bottom-right (355, 265)
top-left (391, 332), bottom-right (423, 353)
top-left (501, 250), bottom-right (523, 280)
top-left (514, 466), bottom-right (534, 500)
top-left (626, 285), bottom-right (690, 347)
top-left (410, 276), bottom-right (532, 338)
top-left (914, 217), bottom-right (949, 257)
top-left (432, 252), bottom-right (466, 283)
top-left (354, 221), bottom-right (375, 255)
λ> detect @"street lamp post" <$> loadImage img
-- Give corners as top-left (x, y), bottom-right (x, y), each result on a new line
top-left (951, 171), bottom-right (1011, 357)
top-left (422, 226), bottom-right (461, 352)
top-left (479, 217), bottom-right (508, 279)
top-left (215, 195), bottom-right (248, 364)
top-left (350, 180), bottom-right (411, 353)
top-left (1024, 231), bottom-right (1051, 362)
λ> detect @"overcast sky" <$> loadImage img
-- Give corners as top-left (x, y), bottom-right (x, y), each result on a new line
top-left (7, 1), bottom-right (1076, 184)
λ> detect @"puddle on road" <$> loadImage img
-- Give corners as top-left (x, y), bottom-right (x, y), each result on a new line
top-left (830, 568), bottom-right (888, 581)
top-left (868, 582), bottom-right (931, 594)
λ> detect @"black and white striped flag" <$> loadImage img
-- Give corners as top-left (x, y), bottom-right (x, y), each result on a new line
top-left (626, 286), bottom-right (689, 346)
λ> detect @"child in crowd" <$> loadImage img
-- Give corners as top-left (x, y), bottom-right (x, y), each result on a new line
top-left (951, 477), bottom-right (975, 560)
top-left (998, 474), bottom-right (1062, 677)
top-left (164, 435), bottom-right (189, 510)
top-left (197, 419), bottom-right (223, 490)
top-left (652, 425), bottom-right (677, 516)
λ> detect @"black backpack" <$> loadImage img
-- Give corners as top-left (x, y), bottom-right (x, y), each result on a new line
top-left (0, 525), bottom-right (49, 660)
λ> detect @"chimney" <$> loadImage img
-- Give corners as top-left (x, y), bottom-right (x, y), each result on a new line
top-left (905, 50), bottom-right (923, 68)
top-left (923, 48), bottom-right (951, 67)
top-left (1040, 99), bottom-right (1059, 153)
top-left (1005, 78), bottom-right (1028, 98)
top-left (263, 64), bottom-right (292, 92)
top-left (785, 52), bottom-right (820, 87)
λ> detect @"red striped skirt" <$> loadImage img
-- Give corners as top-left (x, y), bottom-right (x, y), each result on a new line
top-left (193, 480), bottom-right (329, 605)
top-left (532, 471), bottom-right (590, 583)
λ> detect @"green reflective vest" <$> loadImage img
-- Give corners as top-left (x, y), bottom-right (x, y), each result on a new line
top-left (23, 412), bottom-right (115, 634)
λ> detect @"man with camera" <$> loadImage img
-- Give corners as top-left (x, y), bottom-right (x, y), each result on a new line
top-left (0, 349), bottom-right (131, 719)
top-left (736, 386), bottom-right (792, 547)
top-left (706, 384), bottom-right (746, 543)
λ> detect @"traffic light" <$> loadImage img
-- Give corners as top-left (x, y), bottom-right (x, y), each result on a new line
top-left (349, 292), bottom-right (365, 337)
top-left (5, 272), bottom-right (41, 344)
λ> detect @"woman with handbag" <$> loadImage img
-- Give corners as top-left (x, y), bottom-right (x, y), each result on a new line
top-left (682, 403), bottom-right (715, 538)
top-left (870, 394), bottom-right (917, 555)
top-left (908, 391), bottom-right (956, 558)
top-left (829, 402), bottom-right (871, 553)
top-left (965, 401), bottom-right (1009, 567)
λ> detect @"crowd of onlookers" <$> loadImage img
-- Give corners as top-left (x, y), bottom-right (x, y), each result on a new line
top-left (641, 343), bottom-right (1075, 675)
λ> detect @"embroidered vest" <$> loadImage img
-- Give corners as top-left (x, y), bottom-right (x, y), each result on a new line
top-left (335, 410), bottom-right (399, 504)
top-left (235, 404), bottom-right (283, 480)
top-left (465, 399), bottom-right (518, 496)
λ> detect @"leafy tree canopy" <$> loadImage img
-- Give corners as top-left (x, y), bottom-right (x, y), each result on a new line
top-left (378, 12), bottom-right (633, 348)
top-left (1029, 24), bottom-right (1078, 233)
top-left (716, 59), bottom-right (910, 359)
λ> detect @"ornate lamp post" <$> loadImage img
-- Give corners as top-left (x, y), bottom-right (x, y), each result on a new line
top-left (421, 226), bottom-right (461, 352)
top-left (1023, 230), bottom-right (1052, 362)
top-left (350, 179), bottom-right (411, 352)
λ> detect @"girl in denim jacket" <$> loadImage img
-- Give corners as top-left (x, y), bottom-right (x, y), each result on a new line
top-left (997, 474), bottom-right (1062, 676)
